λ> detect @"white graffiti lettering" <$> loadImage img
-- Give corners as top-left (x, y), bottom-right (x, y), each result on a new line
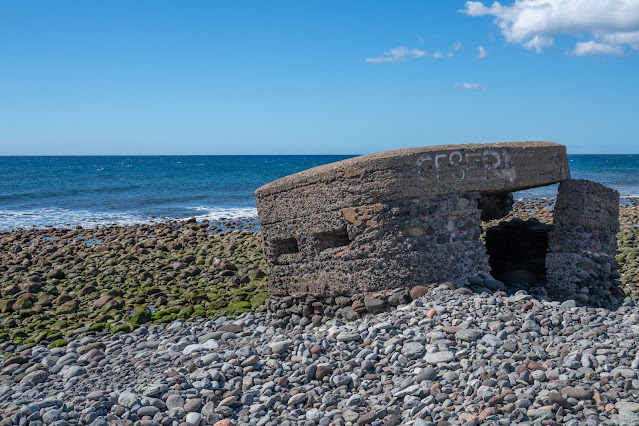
top-left (417, 149), bottom-right (509, 181)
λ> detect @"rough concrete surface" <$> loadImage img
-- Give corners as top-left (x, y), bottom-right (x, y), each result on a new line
top-left (255, 141), bottom-right (621, 308)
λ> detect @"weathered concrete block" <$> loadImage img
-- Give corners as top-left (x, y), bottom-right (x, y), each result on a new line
top-left (257, 141), bottom-right (569, 226)
top-left (546, 179), bottom-right (622, 308)
top-left (263, 193), bottom-right (489, 297)
top-left (553, 179), bottom-right (620, 233)
top-left (256, 141), bottom-right (569, 297)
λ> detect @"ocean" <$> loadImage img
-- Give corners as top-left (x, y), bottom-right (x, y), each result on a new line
top-left (1, 154), bottom-right (638, 232)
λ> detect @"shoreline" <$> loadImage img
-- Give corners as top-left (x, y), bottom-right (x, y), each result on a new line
top-left (1, 199), bottom-right (639, 424)
top-left (2, 197), bottom-right (638, 235)
top-left (0, 200), bottom-right (638, 342)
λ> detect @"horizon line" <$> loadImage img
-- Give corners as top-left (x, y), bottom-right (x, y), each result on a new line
top-left (2, 153), bottom-right (639, 157)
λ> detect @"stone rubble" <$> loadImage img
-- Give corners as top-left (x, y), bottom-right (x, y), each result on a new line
top-left (4, 285), bottom-right (639, 425)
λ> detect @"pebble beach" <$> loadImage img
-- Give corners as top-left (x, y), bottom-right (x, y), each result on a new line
top-left (1, 201), bottom-right (639, 426)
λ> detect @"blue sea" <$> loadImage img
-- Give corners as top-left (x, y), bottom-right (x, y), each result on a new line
top-left (1, 155), bottom-right (638, 231)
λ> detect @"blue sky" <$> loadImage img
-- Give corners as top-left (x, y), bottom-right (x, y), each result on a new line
top-left (1, 0), bottom-right (638, 155)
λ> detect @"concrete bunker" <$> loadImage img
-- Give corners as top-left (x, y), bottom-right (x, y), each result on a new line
top-left (255, 141), bottom-right (623, 311)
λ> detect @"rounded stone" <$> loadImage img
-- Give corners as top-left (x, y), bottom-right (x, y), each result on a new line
top-left (401, 342), bottom-right (425, 360)
top-left (425, 351), bottom-right (455, 364)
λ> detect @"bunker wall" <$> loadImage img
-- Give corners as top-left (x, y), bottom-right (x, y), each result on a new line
top-left (265, 192), bottom-right (490, 297)
top-left (546, 179), bottom-right (622, 308)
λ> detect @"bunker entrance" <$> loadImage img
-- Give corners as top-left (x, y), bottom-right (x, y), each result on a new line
top-left (485, 219), bottom-right (552, 289)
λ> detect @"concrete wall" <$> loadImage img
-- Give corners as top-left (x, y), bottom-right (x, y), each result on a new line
top-left (256, 142), bottom-right (570, 298)
top-left (546, 179), bottom-right (623, 309)
top-left (264, 192), bottom-right (490, 297)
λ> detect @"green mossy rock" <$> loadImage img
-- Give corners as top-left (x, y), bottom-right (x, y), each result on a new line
top-left (129, 306), bottom-right (152, 327)
top-left (35, 331), bottom-right (49, 344)
top-left (210, 298), bottom-right (229, 309)
top-left (89, 323), bottom-right (106, 331)
top-left (193, 306), bottom-right (206, 317)
top-left (0, 300), bottom-right (13, 314)
top-left (13, 298), bottom-right (33, 311)
top-left (111, 323), bottom-right (132, 334)
top-left (49, 339), bottom-right (69, 348)
top-left (58, 300), bottom-right (79, 314)
top-left (78, 342), bottom-right (106, 354)
top-left (12, 330), bottom-right (28, 340)
top-left (177, 306), bottom-right (194, 319)
top-left (50, 320), bottom-right (69, 331)
top-left (155, 313), bottom-right (177, 323)
top-left (227, 300), bottom-right (251, 316)
top-left (250, 292), bottom-right (270, 309)
top-left (55, 294), bottom-right (73, 304)
top-left (47, 332), bottom-right (63, 341)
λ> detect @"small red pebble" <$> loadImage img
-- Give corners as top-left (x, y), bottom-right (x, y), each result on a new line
top-left (479, 407), bottom-right (496, 421)
top-left (277, 376), bottom-right (288, 387)
top-left (487, 395), bottom-right (504, 406)
top-left (427, 309), bottom-right (436, 318)
top-left (528, 361), bottom-right (546, 371)
top-left (522, 301), bottom-right (534, 311)
top-left (494, 291), bottom-right (507, 297)
top-left (214, 420), bottom-right (234, 426)
top-left (310, 345), bottom-right (322, 354)
top-left (311, 315), bottom-right (323, 326)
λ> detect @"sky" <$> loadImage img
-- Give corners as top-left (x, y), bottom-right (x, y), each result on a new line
top-left (1, 0), bottom-right (638, 155)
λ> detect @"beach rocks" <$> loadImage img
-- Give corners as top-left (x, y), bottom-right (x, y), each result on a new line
top-left (0, 284), bottom-right (639, 424)
top-left (0, 222), bottom-right (268, 342)
top-left (410, 285), bottom-right (429, 300)
top-left (401, 342), bottom-right (425, 359)
top-left (425, 351), bottom-right (455, 364)
top-left (561, 386), bottom-right (594, 400)
top-left (455, 328), bottom-right (482, 342)
top-left (0, 201), bottom-right (638, 425)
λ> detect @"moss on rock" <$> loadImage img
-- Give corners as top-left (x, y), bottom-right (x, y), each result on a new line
top-left (129, 306), bottom-right (152, 327)
top-left (48, 339), bottom-right (69, 348)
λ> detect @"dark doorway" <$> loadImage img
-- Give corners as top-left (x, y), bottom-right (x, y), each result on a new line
top-left (485, 218), bottom-right (552, 287)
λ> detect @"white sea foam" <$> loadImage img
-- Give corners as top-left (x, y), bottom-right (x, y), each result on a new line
top-left (186, 206), bottom-right (258, 222)
top-left (0, 208), bottom-right (150, 232)
top-left (0, 206), bottom-right (260, 232)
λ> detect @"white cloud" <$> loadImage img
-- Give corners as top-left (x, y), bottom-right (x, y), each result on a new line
top-left (365, 46), bottom-right (428, 63)
top-left (453, 82), bottom-right (486, 89)
top-left (602, 30), bottom-right (639, 48)
top-left (570, 40), bottom-right (626, 55)
top-left (477, 45), bottom-right (488, 58)
top-left (367, 42), bottom-right (461, 63)
top-left (433, 44), bottom-right (459, 58)
top-left (460, 0), bottom-right (639, 55)
top-left (522, 35), bottom-right (555, 53)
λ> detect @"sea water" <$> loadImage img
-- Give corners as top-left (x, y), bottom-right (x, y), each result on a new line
top-left (1, 154), bottom-right (638, 231)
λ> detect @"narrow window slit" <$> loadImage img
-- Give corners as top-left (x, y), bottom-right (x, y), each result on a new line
top-left (272, 238), bottom-right (299, 260)
top-left (316, 226), bottom-right (351, 252)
